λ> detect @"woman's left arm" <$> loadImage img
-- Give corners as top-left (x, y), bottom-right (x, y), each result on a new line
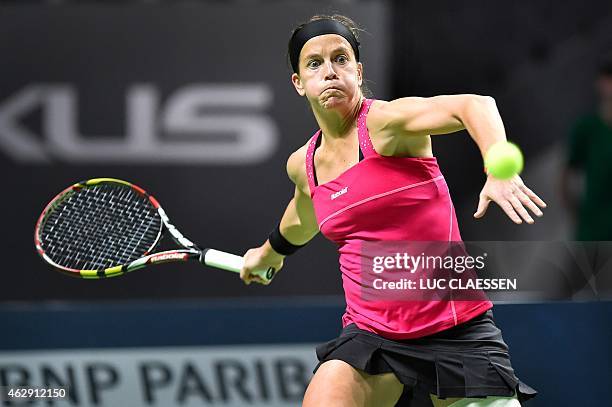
top-left (368, 95), bottom-right (547, 224)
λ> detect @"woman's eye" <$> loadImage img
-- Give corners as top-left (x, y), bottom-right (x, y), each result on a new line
top-left (336, 55), bottom-right (348, 64)
top-left (307, 60), bottom-right (320, 69)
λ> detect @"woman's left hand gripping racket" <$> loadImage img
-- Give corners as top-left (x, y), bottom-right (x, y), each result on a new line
top-left (34, 178), bottom-right (276, 283)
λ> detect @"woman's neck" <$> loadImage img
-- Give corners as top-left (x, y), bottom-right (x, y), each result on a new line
top-left (310, 95), bottom-right (363, 140)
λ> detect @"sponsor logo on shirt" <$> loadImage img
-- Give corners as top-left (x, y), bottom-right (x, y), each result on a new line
top-left (331, 186), bottom-right (348, 200)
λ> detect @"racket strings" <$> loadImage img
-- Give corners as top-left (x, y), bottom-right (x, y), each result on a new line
top-left (40, 184), bottom-right (162, 270)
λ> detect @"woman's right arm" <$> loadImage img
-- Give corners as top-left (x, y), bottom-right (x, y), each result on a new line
top-left (240, 147), bottom-right (319, 285)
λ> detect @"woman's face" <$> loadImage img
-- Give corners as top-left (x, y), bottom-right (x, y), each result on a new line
top-left (291, 34), bottom-right (363, 110)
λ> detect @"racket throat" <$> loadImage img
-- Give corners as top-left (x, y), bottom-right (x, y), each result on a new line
top-left (158, 207), bottom-right (196, 248)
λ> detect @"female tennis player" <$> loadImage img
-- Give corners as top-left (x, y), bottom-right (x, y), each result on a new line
top-left (241, 15), bottom-right (545, 407)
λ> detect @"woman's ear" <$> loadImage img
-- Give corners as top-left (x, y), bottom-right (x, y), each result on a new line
top-left (357, 62), bottom-right (363, 87)
top-left (291, 73), bottom-right (306, 96)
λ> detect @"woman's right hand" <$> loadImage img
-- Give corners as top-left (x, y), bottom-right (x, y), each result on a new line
top-left (240, 241), bottom-right (285, 285)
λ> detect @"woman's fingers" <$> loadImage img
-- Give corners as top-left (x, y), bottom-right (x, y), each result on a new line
top-left (520, 184), bottom-right (547, 208)
top-left (517, 189), bottom-right (544, 217)
top-left (251, 274), bottom-right (270, 285)
top-left (473, 195), bottom-right (491, 218)
top-left (240, 250), bottom-right (252, 284)
top-left (240, 268), bottom-right (269, 285)
top-left (508, 194), bottom-right (534, 224)
top-left (497, 198), bottom-right (523, 224)
top-left (477, 178), bottom-right (546, 224)
top-left (240, 266), bottom-right (271, 285)
top-left (240, 267), bottom-right (252, 285)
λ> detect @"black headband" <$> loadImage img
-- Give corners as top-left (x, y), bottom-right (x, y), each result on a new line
top-left (289, 19), bottom-right (360, 73)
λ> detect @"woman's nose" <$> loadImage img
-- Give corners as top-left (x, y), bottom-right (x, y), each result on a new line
top-left (323, 61), bottom-right (338, 80)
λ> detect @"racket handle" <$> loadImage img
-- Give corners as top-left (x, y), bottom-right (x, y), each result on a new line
top-left (201, 249), bottom-right (276, 283)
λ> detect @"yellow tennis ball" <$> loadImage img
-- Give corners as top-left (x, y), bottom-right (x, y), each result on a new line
top-left (484, 142), bottom-right (524, 180)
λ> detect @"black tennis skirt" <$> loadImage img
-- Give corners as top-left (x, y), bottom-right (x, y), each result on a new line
top-left (314, 310), bottom-right (537, 406)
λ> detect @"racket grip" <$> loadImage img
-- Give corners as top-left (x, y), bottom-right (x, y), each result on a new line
top-left (201, 249), bottom-right (276, 283)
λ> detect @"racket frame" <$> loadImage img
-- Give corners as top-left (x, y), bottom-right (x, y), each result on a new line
top-left (35, 178), bottom-right (275, 282)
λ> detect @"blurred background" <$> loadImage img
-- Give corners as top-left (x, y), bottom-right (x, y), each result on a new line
top-left (1, 0), bottom-right (611, 406)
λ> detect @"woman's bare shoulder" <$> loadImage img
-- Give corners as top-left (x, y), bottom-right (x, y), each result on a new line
top-left (286, 142), bottom-right (310, 189)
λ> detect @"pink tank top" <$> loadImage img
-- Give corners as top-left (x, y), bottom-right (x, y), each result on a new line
top-left (305, 99), bottom-right (492, 339)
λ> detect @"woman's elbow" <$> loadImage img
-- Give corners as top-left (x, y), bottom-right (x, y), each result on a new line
top-left (470, 94), bottom-right (495, 105)
top-left (464, 95), bottom-right (497, 114)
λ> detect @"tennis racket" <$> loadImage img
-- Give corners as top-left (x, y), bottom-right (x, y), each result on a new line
top-left (34, 178), bottom-right (276, 282)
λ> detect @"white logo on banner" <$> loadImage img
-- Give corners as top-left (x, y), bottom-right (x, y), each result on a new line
top-left (0, 84), bottom-right (279, 164)
top-left (0, 344), bottom-right (317, 407)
